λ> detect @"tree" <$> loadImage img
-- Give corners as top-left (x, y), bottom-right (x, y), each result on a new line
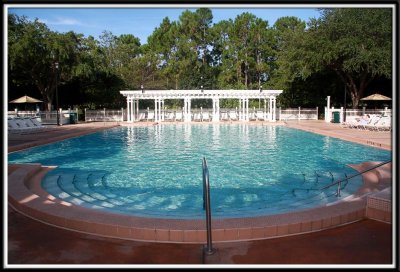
top-left (279, 9), bottom-right (392, 108)
top-left (8, 14), bottom-right (82, 110)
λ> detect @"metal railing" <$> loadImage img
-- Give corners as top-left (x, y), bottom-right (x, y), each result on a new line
top-left (202, 157), bottom-right (215, 255)
top-left (292, 160), bottom-right (391, 198)
top-left (320, 160), bottom-right (391, 197)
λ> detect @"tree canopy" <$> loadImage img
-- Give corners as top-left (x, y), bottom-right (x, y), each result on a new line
top-left (8, 8), bottom-right (393, 111)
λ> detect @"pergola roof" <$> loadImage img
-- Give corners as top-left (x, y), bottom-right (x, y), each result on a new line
top-left (120, 89), bottom-right (283, 100)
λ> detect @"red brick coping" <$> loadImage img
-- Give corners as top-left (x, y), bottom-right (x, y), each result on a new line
top-left (8, 161), bottom-right (391, 243)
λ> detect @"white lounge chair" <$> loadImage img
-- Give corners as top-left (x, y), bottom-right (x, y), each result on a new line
top-left (256, 111), bottom-right (265, 121)
top-left (193, 112), bottom-right (202, 122)
top-left (365, 116), bottom-right (391, 131)
top-left (165, 112), bottom-right (175, 121)
top-left (175, 112), bottom-right (183, 122)
top-left (202, 111), bottom-right (210, 121)
top-left (147, 111), bottom-right (155, 121)
top-left (249, 111), bottom-right (257, 121)
top-left (357, 114), bottom-right (380, 130)
top-left (220, 112), bottom-right (229, 121)
top-left (229, 111), bottom-right (238, 121)
top-left (137, 112), bottom-right (146, 121)
top-left (8, 118), bottom-right (40, 134)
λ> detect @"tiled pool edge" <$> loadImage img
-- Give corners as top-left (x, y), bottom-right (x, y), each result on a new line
top-left (8, 162), bottom-right (391, 244)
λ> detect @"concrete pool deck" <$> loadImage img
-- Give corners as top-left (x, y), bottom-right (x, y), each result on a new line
top-left (6, 120), bottom-right (394, 266)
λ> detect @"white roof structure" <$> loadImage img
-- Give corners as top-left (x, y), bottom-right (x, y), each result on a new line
top-left (120, 89), bottom-right (283, 122)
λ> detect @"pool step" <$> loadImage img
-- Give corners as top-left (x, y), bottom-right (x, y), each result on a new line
top-left (8, 163), bottom-right (380, 243)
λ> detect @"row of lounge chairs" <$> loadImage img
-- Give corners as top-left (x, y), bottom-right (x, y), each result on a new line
top-left (134, 110), bottom-right (268, 122)
top-left (8, 117), bottom-right (51, 134)
top-left (341, 114), bottom-right (391, 131)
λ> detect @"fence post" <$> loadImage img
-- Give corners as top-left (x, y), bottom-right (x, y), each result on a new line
top-left (121, 107), bottom-right (124, 122)
top-left (75, 107), bottom-right (79, 123)
top-left (384, 107), bottom-right (387, 116)
top-left (84, 108), bottom-right (87, 122)
top-left (316, 107), bottom-right (318, 120)
top-left (362, 106), bottom-right (366, 115)
top-left (340, 107), bottom-right (343, 123)
top-left (59, 108), bottom-right (63, 125)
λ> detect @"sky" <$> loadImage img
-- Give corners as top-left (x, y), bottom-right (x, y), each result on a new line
top-left (7, 5), bottom-right (322, 44)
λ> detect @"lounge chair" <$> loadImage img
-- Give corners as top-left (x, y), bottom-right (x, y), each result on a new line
top-left (202, 111), bottom-right (211, 122)
top-left (365, 116), bottom-right (391, 131)
top-left (220, 111), bottom-right (229, 121)
top-left (229, 111), bottom-right (238, 121)
top-left (147, 111), bottom-right (155, 122)
top-left (8, 118), bottom-right (42, 134)
top-left (249, 111), bottom-right (257, 121)
top-left (256, 111), bottom-right (265, 121)
top-left (175, 112), bottom-right (183, 122)
top-left (165, 111), bottom-right (175, 121)
top-left (193, 112), bottom-right (202, 122)
top-left (137, 112), bottom-right (146, 121)
top-left (357, 114), bottom-right (380, 130)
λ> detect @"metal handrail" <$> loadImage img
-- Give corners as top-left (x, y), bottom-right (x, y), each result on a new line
top-left (292, 160), bottom-right (390, 197)
top-left (202, 157), bottom-right (215, 255)
top-left (320, 160), bottom-right (391, 190)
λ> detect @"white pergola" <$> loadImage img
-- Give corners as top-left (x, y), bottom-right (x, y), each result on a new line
top-left (120, 89), bottom-right (283, 123)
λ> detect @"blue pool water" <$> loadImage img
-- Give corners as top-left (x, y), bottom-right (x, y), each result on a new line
top-left (8, 124), bottom-right (391, 219)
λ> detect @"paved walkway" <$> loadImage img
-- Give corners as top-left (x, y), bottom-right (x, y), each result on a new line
top-left (6, 121), bottom-right (394, 267)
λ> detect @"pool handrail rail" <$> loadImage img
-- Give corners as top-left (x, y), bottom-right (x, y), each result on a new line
top-left (202, 157), bottom-right (215, 255)
top-left (320, 160), bottom-right (391, 191)
top-left (292, 160), bottom-right (391, 197)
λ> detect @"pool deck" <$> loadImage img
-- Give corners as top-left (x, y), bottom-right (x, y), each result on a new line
top-left (6, 120), bottom-right (394, 266)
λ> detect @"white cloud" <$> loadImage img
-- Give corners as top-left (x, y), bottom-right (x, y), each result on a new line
top-left (44, 17), bottom-right (85, 26)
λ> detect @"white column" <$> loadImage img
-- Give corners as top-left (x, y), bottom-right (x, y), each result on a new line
top-left (326, 96), bottom-right (331, 122)
top-left (161, 99), bottom-right (165, 121)
top-left (245, 98), bottom-right (249, 121)
top-left (154, 99), bottom-right (158, 122)
top-left (212, 98), bottom-right (220, 122)
top-left (188, 98), bottom-right (191, 122)
top-left (269, 97), bottom-right (272, 121)
top-left (263, 99), bottom-right (267, 120)
top-left (184, 97), bottom-right (192, 122)
top-left (136, 99), bottom-right (139, 120)
top-left (239, 99), bottom-right (242, 120)
top-left (127, 97), bottom-right (131, 122)
top-left (132, 98), bottom-right (136, 122)
top-left (272, 97), bottom-right (276, 122)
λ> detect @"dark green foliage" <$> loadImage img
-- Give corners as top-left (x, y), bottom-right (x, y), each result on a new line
top-left (8, 8), bottom-right (392, 110)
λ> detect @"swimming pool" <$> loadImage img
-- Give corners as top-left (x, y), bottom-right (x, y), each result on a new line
top-left (8, 124), bottom-right (391, 219)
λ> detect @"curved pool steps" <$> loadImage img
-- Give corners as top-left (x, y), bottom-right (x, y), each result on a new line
top-left (8, 163), bottom-right (390, 243)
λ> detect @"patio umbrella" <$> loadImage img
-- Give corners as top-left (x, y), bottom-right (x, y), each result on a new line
top-left (9, 95), bottom-right (43, 103)
top-left (360, 93), bottom-right (391, 110)
top-left (9, 95), bottom-right (43, 110)
top-left (360, 93), bottom-right (391, 101)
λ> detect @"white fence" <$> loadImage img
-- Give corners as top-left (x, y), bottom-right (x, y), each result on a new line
top-left (83, 107), bottom-right (319, 122)
top-left (278, 107), bottom-right (319, 121)
top-left (325, 106), bottom-right (391, 123)
top-left (84, 108), bottom-right (124, 122)
top-left (8, 108), bottom-right (78, 125)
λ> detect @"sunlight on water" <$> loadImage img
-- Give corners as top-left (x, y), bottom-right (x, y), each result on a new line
top-left (8, 124), bottom-right (391, 219)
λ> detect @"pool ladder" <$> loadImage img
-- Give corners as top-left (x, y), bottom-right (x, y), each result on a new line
top-left (202, 157), bottom-right (215, 255)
